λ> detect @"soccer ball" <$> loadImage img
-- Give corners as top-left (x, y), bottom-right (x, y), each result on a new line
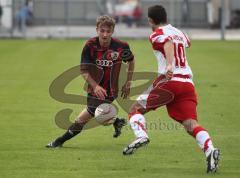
top-left (94, 103), bottom-right (117, 125)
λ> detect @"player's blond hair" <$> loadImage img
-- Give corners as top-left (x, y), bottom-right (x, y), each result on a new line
top-left (96, 15), bottom-right (115, 30)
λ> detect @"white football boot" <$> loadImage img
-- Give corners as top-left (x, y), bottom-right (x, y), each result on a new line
top-left (123, 137), bottom-right (150, 155)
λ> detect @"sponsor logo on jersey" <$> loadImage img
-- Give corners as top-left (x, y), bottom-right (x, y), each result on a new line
top-left (96, 59), bottom-right (113, 67)
top-left (110, 51), bottom-right (119, 61)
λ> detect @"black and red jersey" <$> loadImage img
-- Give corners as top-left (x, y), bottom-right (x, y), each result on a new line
top-left (80, 37), bottom-right (134, 98)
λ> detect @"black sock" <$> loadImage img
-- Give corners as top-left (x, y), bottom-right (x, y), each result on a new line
top-left (55, 122), bottom-right (84, 144)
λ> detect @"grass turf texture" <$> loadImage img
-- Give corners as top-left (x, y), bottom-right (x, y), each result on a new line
top-left (0, 40), bottom-right (240, 178)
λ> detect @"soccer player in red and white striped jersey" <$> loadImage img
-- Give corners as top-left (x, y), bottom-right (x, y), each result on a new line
top-left (123, 5), bottom-right (220, 173)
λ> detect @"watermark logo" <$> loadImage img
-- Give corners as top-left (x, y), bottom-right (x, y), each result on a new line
top-left (49, 63), bottom-right (158, 130)
top-left (49, 49), bottom-right (165, 130)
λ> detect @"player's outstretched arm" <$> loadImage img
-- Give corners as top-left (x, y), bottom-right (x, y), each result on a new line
top-left (121, 59), bottom-right (135, 99)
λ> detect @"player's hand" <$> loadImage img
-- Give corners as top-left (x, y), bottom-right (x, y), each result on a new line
top-left (165, 65), bottom-right (173, 80)
top-left (121, 81), bottom-right (131, 99)
top-left (93, 85), bottom-right (107, 100)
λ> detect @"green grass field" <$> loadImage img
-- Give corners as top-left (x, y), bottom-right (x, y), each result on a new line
top-left (0, 39), bottom-right (240, 178)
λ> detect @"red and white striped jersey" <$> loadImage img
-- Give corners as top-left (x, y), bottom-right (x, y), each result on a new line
top-left (149, 24), bottom-right (193, 82)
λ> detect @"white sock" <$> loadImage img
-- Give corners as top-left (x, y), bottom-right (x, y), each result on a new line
top-left (195, 130), bottom-right (214, 157)
top-left (129, 114), bottom-right (148, 138)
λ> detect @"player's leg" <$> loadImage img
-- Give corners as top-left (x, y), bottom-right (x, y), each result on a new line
top-left (127, 81), bottom-right (173, 141)
top-left (182, 119), bottom-right (214, 156)
top-left (123, 102), bottom-right (150, 155)
top-left (166, 81), bottom-right (220, 172)
top-left (182, 119), bottom-right (220, 173)
top-left (167, 82), bottom-right (220, 172)
top-left (46, 109), bottom-right (93, 148)
top-left (46, 93), bottom-right (115, 148)
top-left (123, 81), bottom-right (174, 155)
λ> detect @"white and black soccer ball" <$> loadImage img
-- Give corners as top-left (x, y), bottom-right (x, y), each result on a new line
top-left (94, 103), bottom-right (117, 125)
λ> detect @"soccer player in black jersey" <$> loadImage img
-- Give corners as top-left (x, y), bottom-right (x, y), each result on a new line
top-left (46, 15), bottom-right (135, 148)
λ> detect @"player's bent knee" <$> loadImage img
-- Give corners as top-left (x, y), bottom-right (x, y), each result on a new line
top-left (128, 103), bottom-right (146, 119)
top-left (182, 119), bottom-right (199, 134)
top-left (75, 117), bottom-right (91, 124)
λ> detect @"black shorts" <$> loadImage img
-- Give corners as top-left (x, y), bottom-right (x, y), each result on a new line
top-left (87, 94), bottom-right (115, 116)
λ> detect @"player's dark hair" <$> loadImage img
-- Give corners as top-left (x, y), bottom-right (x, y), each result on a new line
top-left (148, 5), bottom-right (167, 25)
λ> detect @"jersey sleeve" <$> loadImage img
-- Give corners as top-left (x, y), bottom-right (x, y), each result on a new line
top-left (155, 35), bottom-right (172, 44)
top-left (121, 44), bottom-right (134, 63)
top-left (81, 44), bottom-right (92, 64)
top-left (149, 31), bottom-right (173, 52)
top-left (80, 44), bottom-right (92, 73)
